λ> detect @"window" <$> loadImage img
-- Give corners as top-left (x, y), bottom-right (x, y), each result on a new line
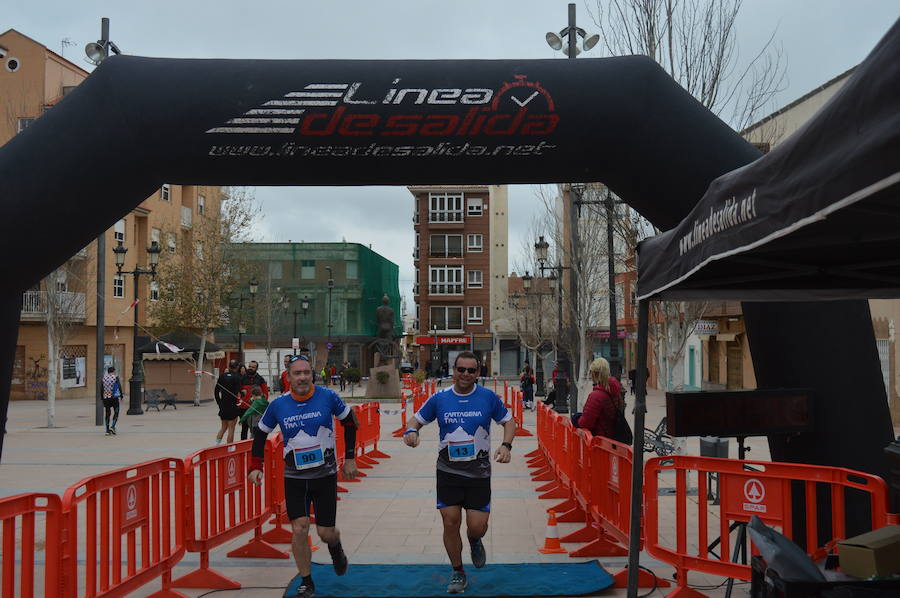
top-left (167, 233), bottom-right (176, 253)
top-left (346, 261), bottom-right (358, 280)
top-left (114, 219), bottom-right (126, 242)
top-left (17, 118), bottom-right (35, 133)
top-left (194, 241), bottom-right (203, 260)
top-left (161, 184), bottom-right (171, 201)
top-left (414, 303), bottom-right (419, 330)
top-left (467, 197), bottom-right (483, 216)
top-left (467, 234), bottom-right (483, 252)
top-left (112, 275), bottom-right (124, 298)
top-left (413, 267), bottom-right (419, 295)
top-left (428, 192), bottom-right (464, 223)
top-left (467, 305), bottom-right (483, 324)
top-left (300, 260), bottom-right (316, 279)
top-left (54, 270), bottom-right (68, 292)
top-left (413, 233), bottom-right (419, 259)
top-left (198, 195), bottom-right (205, 215)
top-left (269, 261), bottom-right (283, 280)
top-left (150, 281), bottom-right (160, 302)
top-left (430, 234), bottom-right (463, 257)
top-left (467, 270), bottom-right (483, 289)
top-left (430, 306), bottom-right (463, 332)
top-left (151, 228), bottom-right (160, 246)
top-left (429, 266), bottom-right (463, 295)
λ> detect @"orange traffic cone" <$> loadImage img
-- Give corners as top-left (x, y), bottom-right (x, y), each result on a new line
top-left (538, 510), bottom-right (568, 554)
top-left (308, 535), bottom-right (319, 552)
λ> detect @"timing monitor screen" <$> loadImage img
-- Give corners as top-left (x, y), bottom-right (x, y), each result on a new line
top-left (666, 389), bottom-right (812, 438)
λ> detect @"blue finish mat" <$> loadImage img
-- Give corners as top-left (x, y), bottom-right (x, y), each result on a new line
top-left (286, 561), bottom-right (614, 597)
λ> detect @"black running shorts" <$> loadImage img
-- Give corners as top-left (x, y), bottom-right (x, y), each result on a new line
top-left (436, 469), bottom-right (491, 512)
top-left (284, 474), bottom-right (338, 526)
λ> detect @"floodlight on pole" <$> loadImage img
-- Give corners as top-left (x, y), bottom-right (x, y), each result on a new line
top-left (84, 18), bottom-right (122, 66)
top-left (545, 4), bottom-right (599, 59)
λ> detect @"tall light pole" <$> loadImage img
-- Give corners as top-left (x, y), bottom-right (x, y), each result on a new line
top-left (235, 279), bottom-right (259, 363)
top-left (87, 17), bottom-right (123, 426)
top-left (113, 240), bottom-right (161, 415)
top-left (535, 236), bottom-right (572, 414)
top-left (605, 191), bottom-right (621, 379)
top-left (283, 294), bottom-right (310, 355)
top-left (572, 187), bottom-right (625, 379)
top-left (325, 266), bottom-right (334, 344)
top-left (545, 6), bottom-right (599, 402)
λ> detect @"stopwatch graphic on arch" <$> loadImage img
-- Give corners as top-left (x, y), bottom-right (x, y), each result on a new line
top-left (491, 75), bottom-right (556, 112)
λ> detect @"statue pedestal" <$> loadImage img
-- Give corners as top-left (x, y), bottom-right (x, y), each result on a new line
top-left (366, 365), bottom-right (401, 399)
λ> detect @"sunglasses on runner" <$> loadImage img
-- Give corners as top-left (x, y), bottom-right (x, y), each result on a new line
top-left (456, 366), bottom-right (478, 374)
top-left (287, 355), bottom-right (310, 363)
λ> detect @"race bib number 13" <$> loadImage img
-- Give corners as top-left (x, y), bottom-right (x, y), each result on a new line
top-left (448, 440), bottom-right (477, 462)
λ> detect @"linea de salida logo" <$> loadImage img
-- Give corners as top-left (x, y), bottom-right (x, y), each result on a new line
top-left (206, 75), bottom-right (558, 137)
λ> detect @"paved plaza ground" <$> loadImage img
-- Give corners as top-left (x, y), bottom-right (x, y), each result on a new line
top-left (2, 384), bottom-right (772, 597)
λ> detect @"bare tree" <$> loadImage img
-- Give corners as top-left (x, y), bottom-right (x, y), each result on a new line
top-left (43, 260), bottom-right (88, 427)
top-left (586, 0), bottom-right (779, 389)
top-left (532, 183), bottom-right (635, 407)
top-left (150, 186), bottom-right (259, 405)
top-left (588, 0), bottom-right (786, 132)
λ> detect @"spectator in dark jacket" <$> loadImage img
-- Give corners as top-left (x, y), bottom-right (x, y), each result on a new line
top-left (214, 360), bottom-right (242, 445)
top-left (576, 357), bottom-right (623, 440)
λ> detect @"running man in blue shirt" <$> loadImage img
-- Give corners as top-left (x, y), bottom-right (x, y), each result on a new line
top-left (404, 351), bottom-right (517, 594)
top-left (249, 354), bottom-right (358, 598)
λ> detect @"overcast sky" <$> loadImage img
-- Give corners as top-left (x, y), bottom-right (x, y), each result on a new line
top-left (8, 0), bottom-right (898, 309)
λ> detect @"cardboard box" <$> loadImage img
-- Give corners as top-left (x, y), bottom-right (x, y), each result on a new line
top-left (838, 525), bottom-right (900, 579)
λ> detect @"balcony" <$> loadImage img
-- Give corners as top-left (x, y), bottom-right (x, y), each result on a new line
top-left (428, 284), bottom-right (464, 298)
top-left (180, 206), bottom-right (192, 228)
top-left (20, 291), bottom-right (86, 322)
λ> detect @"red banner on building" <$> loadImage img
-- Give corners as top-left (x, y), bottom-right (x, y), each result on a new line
top-left (415, 336), bottom-right (471, 345)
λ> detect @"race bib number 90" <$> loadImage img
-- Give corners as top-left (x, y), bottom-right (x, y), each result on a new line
top-left (292, 445), bottom-right (325, 470)
top-left (448, 440), bottom-right (477, 462)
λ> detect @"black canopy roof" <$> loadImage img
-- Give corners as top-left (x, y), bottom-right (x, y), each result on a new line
top-left (637, 19), bottom-right (900, 302)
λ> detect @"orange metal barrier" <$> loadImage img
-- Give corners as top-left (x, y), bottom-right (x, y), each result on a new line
top-left (61, 458), bottom-right (187, 598)
top-left (530, 406), bottom-right (665, 588)
top-left (0, 493), bottom-right (63, 598)
top-left (502, 382), bottom-right (533, 437)
top-left (391, 392), bottom-right (409, 437)
top-left (644, 455), bottom-right (892, 596)
top-left (173, 441), bottom-right (287, 590)
top-left (261, 433), bottom-right (297, 543)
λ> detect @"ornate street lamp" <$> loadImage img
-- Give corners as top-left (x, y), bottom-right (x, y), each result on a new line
top-left (113, 240), bottom-right (161, 415)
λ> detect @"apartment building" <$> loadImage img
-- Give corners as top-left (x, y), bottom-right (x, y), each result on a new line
top-left (3, 29), bottom-right (221, 401)
top-left (410, 185), bottom-right (508, 375)
top-left (220, 242), bottom-right (400, 372)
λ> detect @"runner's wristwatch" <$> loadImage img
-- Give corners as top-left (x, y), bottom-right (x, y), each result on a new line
top-left (501, 442), bottom-right (513, 450)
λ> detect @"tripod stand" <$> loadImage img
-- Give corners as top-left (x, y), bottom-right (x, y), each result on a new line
top-left (704, 435), bottom-right (755, 598)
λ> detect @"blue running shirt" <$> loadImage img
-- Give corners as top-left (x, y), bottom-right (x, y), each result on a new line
top-left (414, 385), bottom-right (511, 478)
top-left (259, 387), bottom-right (351, 479)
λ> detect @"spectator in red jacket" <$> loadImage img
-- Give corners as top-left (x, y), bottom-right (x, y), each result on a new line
top-left (576, 357), bottom-right (623, 440)
top-left (280, 354), bottom-right (291, 393)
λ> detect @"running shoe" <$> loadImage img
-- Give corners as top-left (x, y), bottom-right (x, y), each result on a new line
top-left (105, 429), bottom-right (112, 436)
top-left (469, 537), bottom-right (486, 568)
top-left (284, 574), bottom-right (315, 598)
top-left (331, 546), bottom-right (349, 576)
top-left (447, 570), bottom-right (468, 594)
top-left (110, 428), bottom-right (117, 435)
